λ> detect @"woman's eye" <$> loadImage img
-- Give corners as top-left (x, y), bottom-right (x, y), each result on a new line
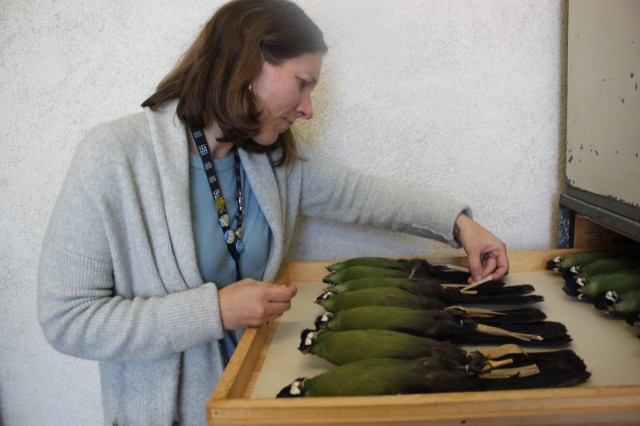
top-left (298, 78), bottom-right (309, 89)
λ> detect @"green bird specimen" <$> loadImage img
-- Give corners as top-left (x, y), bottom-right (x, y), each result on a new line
top-left (298, 328), bottom-right (482, 366)
top-left (317, 286), bottom-right (446, 311)
top-left (316, 287), bottom-right (543, 313)
top-left (325, 277), bottom-right (536, 305)
top-left (326, 256), bottom-right (425, 274)
top-left (324, 266), bottom-right (410, 285)
top-left (313, 306), bottom-right (570, 346)
top-left (316, 305), bottom-right (548, 327)
top-left (277, 349), bottom-right (590, 397)
top-left (323, 260), bottom-right (470, 284)
top-left (546, 250), bottom-right (620, 279)
top-left (562, 258), bottom-right (640, 297)
top-left (564, 270), bottom-right (640, 301)
top-left (327, 256), bottom-right (472, 281)
top-left (594, 289), bottom-right (640, 316)
top-left (564, 256), bottom-right (639, 280)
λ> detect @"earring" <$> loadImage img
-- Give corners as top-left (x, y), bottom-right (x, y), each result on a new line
top-left (248, 84), bottom-right (253, 92)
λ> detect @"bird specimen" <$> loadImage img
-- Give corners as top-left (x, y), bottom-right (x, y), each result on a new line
top-left (563, 257), bottom-right (639, 281)
top-left (546, 250), bottom-right (621, 279)
top-left (298, 328), bottom-right (473, 366)
top-left (316, 286), bottom-right (544, 313)
top-left (324, 276), bottom-right (537, 304)
top-left (324, 261), bottom-right (471, 285)
top-left (316, 305), bottom-right (548, 328)
top-left (277, 349), bottom-right (590, 397)
top-left (594, 288), bottom-right (640, 316)
top-left (326, 256), bottom-right (471, 283)
top-left (312, 306), bottom-right (570, 346)
top-left (563, 270), bottom-right (640, 301)
top-left (326, 256), bottom-right (427, 274)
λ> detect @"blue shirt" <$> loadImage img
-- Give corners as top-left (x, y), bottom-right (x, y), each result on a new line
top-left (189, 153), bottom-right (271, 362)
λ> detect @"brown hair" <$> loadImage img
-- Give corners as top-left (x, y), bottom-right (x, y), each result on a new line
top-left (142, 0), bottom-right (328, 167)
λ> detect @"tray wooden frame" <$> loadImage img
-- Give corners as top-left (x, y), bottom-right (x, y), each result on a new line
top-left (207, 249), bottom-right (640, 425)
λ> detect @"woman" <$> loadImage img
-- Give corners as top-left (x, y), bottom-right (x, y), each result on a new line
top-left (37, 0), bottom-right (508, 424)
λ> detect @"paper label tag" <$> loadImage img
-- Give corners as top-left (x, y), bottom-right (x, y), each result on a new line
top-left (479, 344), bottom-right (526, 359)
top-left (480, 364), bottom-right (540, 379)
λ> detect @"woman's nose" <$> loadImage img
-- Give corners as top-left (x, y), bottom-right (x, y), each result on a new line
top-left (297, 94), bottom-right (314, 120)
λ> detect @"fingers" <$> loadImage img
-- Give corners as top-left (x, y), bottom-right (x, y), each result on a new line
top-left (218, 281), bottom-right (297, 330)
top-left (263, 284), bottom-right (297, 318)
top-left (480, 256), bottom-right (497, 280)
top-left (490, 251), bottom-right (510, 281)
top-left (466, 244), bottom-right (509, 283)
top-left (265, 283), bottom-right (298, 302)
top-left (467, 252), bottom-right (484, 283)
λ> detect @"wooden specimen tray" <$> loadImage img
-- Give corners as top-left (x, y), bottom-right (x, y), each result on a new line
top-left (207, 249), bottom-right (640, 425)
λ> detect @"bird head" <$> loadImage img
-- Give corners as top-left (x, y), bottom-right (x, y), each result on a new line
top-left (545, 256), bottom-right (562, 271)
top-left (314, 311), bottom-right (333, 329)
top-left (594, 291), bottom-right (618, 313)
top-left (315, 291), bottom-right (335, 304)
top-left (298, 328), bottom-right (319, 353)
top-left (276, 377), bottom-right (307, 398)
top-left (562, 278), bottom-right (581, 297)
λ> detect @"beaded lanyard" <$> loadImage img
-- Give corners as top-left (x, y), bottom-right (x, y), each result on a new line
top-left (191, 129), bottom-right (244, 281)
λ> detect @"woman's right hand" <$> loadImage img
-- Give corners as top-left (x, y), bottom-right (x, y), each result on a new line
top-left (217, 279), bottom-right (298, 330)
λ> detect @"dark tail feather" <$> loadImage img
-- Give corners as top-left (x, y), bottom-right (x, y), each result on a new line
top-left (471, 284), bottom-right (536, 296)
top-left (427, 264), bottom-right (472, 283)
top-left (480, 350), bottom-right (590, 390)
top-left (451, 307), bottom-right (547, 324)
top-left (444, 293), bottom-right (545, 305)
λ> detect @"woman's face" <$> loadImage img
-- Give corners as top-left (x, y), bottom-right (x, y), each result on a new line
top-left (251, 52), bottom-right (323, 146)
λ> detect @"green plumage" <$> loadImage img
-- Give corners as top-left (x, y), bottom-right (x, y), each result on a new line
top-left (299, 328), bottom-right (471, 366)
top-left (546, 250), bottom-right (622, 280)
top-left (328, 277), bottom-right (444, 294)
top-left (317, 286), bottom-right (543, 312)
top-left (546, 250), bottom-right (618, 271)
top-left (323, 266), bottom-right (413, 285)
top-left (324, 259), bottom-right (471, 285)
top-left (595, 288), bottom-right (640, 316)
top-left (572, 257), bottom-right (640, 278)
top-left (326, 257), bottom-right (421, 274)
top-left (279, 358), bottom-right (471, 397)
top-left (314, 306), bottom-right (570, 346)
top-left (278, 349), bottom-right (590, 397)
top-left (325, 276), bottom-right (538, 306)
top-left (573, 270), bottom-right (640, 301)
top-left (316, 287), bottom-right (446, 312)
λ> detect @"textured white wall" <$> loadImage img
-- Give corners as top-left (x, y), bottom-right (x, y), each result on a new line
top-left (0, 0), bottom-right (566, 424)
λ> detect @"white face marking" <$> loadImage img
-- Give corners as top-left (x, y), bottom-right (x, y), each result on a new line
top-left (321, 312), bottom-right (332, 322)
top-left (290, 380), bottom-right (303, 396)
top-left (320, 291), bottom-right (334, 300)
top-left (304, 331), bottom-right (317, 347)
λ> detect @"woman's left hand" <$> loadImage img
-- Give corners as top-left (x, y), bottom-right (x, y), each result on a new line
top-left (454, 213), bottom-right (509, 283)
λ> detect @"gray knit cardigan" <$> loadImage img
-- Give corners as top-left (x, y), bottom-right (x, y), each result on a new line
top-left (37, 101), bottom-right (469, 425)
